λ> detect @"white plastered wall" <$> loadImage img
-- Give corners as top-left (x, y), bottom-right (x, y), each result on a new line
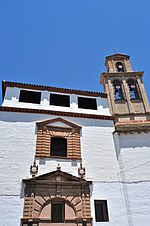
top-left (5, 108), bottom-right (150, 225)
top-left (2, 87), bottom-right (110, 116)
top-left (0, 110), bottom-right (126, 226)
top-left (114, 132), bottom-right (150, 226)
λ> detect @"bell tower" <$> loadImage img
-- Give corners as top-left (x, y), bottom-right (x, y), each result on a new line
top-left (100, 53), bottom-right (150, 133)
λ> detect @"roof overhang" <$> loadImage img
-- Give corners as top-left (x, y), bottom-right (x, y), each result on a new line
top-left (2, 80), bottom-right (107, 100)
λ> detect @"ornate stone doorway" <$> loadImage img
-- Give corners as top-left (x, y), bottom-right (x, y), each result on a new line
top-left (21, 167), bottom-right (92, 226)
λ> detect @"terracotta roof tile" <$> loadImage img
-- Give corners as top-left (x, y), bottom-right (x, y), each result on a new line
top-left (2, 80), bottom-right (107, 99)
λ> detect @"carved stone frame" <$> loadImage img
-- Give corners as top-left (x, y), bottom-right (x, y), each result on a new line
top-left (35, 118), bottom-right (81, 160)
top-left (21, 169), bottom-right (92, 226)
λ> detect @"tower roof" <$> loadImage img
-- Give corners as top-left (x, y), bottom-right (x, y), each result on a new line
top-left (105, 53), bottom-right (130, 65)
top-left (106, 53), bottom-right (130, 59)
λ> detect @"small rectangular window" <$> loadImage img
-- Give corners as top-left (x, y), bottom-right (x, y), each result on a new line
top-left (94, 200), bottom-right (109, 222)
top-left (78, 97), bottom-right (97, 110)
top-left (51, 202), bottom-right (64, 223)
top-left (50, 93), bottom-right (70, 107)
top-left (51, 137), bottom-right (67, 157)
top-left (19, 90), bottom-right (41, 104)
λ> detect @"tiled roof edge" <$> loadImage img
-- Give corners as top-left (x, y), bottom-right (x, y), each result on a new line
top-left (2, 80), bottom-right (107, 99)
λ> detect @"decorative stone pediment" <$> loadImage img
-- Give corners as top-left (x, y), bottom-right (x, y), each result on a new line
top-left (36, 117), bottom-right (81, 131)
top-left (23, 169), bottom-right (89, 184)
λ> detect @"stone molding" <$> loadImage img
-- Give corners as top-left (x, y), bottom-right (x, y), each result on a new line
top-left (115, 121), bottom-right (150, 133)
top-left (100, 71), bottom-right (144, 84)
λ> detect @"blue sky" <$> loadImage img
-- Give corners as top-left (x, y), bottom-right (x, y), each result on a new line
top-left (0, 0), bottom-right (150, 104)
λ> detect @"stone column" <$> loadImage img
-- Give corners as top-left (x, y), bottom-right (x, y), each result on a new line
top-left (107, 79), bottom-right (116, 114)
top-left (137, 78), bottom-right (150, 113)
top-left (122, 79), bottom-right (134, 114)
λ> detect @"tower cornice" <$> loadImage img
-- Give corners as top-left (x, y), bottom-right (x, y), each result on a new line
top-left (100, 71), bottom-right (144, 84)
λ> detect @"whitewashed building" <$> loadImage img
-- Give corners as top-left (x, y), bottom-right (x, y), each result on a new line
top-left (0, 53), bottom-right (150, 226)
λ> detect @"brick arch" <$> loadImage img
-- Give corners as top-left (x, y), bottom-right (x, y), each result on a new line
top-left (38, 196), bottom-right (77, 220)
top-left (66, 195), bottom-right (82, 218)
top-left (34, 196), bottom-right (49, 217)
top-left (34, 193), bottom-right (82, 218)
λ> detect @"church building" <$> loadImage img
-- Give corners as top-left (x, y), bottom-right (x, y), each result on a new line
top-left (0, 54), bottom-right (150, 226)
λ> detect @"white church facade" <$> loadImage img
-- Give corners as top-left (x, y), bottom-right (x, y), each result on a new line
top-left (0, 54), bottom-right (150, 226)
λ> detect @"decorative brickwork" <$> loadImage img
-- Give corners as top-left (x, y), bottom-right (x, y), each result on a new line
top-left (22, 169), bottom-right (92, 226)
top-left (35, 118), bottom-right (81, 160)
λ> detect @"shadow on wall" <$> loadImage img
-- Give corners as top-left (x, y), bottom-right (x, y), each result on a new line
top-left (98, 98), bottom-right (109, 109)
top-left (113, 132), bottom-right (150, 159)
top-left (118, 133), bottom-right (150, 149)
top-left (20, 182), bottom-right (25, 199)
top-left (0, 112), bottom-right (113, 128)
top-left (37, 157), bottom-right (80, 167)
